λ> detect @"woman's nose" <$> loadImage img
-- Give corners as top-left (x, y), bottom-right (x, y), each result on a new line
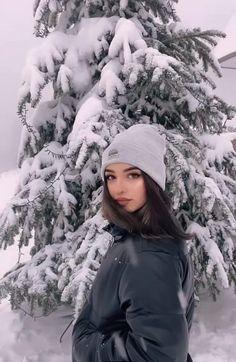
top-left (115, 178), bottom-right (127, 193)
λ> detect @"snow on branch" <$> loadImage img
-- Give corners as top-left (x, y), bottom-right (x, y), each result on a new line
top-left (140, 0), bottom-right (178, 23)
top-left (33, 0), bottom-right (63, 36)
top-left (0, 243), bottom-right (64, 313)
top-left (187, 222), bottom-right (229, 289)
top-left (120, 0), bottom-right (128, 10)
top-left (109, 18), bottom-right (147, 63)
top-left (122, 47), bottom-right (184, 95)
top-left (17, 97), bottom-right (76, 169)
top-left (18, 32), bottom-right (70, 111)
top-left (67, 96), bottom-right (107, 162)
top-left (99, 58), bottom-right (125, 104)
top-left (76, 17), bottom-right (118, 60)
top-left (18, 16), bottom-right (119, 112)
top-left (161, 26), bottom-right (225, 77)
top-left (59, 211), bottom-right (111, 316)
top-left (200, 133), bottom-right (236, 164)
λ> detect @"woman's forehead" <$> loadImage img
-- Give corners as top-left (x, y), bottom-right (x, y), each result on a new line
top-left (105, 163), bottom-right (140, 172)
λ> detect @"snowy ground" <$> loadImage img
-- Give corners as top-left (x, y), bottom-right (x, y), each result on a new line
top-left (0, 170), bottom-right (235, 361)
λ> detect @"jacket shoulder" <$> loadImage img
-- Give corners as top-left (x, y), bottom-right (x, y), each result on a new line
top-left (116, 234), bottom-right (188, 267)
top-left (140, 236), bottom-right (189, 258)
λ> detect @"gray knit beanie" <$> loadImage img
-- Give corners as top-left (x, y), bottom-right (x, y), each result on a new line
top-left (101, 124), bottom-right (166, 190)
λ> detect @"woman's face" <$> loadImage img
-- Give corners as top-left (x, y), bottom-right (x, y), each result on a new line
top-left (104, 163), bottom-right (147, 213)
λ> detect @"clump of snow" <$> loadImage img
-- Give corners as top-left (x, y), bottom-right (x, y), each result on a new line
top-left (99, 58), bottom-right (125, 104)
top-left (109, 18), bottom-right (147, 63)
top-left (200, 132), bottom-right (235, 164)
top-left (0, 170), bottom-right (28, 279)
top-left (68, 96), bottom-right (107, 156)
top-left (76, 17), bottom-right (118, 61)
top-left (120, 0), bottom-right (128, 10)
top-left (187, 222), bottom-right (229, 288)
top-left (34, 0), bottom-right (62, 22)
top-left (0, 169), bottom-right (37, 262)
top-left (19, 17), bottom-right (119, 107)
top-left (226, 118), bottom-right (236, 131)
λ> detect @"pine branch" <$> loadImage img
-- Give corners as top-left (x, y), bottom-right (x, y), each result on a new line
top-left (11, 164), bottom-right (68, 208)
top-left (17, 104), bottom-right (38, 140)
top-left (44, 143), bottom-right (75, 160)
top-left (162, 29), bottom-right (225, 46)
top-left (59, 318), bottom-right (74, 343)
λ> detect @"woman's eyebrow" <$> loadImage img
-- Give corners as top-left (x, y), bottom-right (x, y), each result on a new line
top-left (105, 167), bottom-right (140, 173)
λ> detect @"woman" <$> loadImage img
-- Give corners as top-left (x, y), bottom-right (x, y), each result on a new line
top-left (72, 124), bottom-right (194, 362)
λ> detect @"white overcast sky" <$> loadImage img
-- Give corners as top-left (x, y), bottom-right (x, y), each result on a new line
top-left (0, 0), bottom-right (236, 172)
top-left (176, 0), bottom-right (236, 30)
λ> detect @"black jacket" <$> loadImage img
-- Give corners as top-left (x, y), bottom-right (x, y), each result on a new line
top-left (72, 224), bottom-right (194, 362)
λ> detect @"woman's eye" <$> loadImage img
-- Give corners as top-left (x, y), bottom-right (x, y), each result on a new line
top-left (128, 173), bottom-right (141, 178)
top-left (105, 173), bottom-right (141, 181)
top-left (105, 175), bottom-right (114, 181)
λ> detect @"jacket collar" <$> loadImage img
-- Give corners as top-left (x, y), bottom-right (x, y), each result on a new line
top-left (102, 223), bottom-right (129, 242)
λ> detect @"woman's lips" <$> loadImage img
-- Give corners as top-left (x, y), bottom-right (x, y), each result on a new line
top-left (116, 198), bottom-right (131, 204)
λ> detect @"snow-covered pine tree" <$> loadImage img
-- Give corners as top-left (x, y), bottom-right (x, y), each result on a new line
top-left (0, 0), bottom-right (235, 315)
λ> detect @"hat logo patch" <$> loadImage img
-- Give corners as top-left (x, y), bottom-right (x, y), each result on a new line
top-left (108, 149), bottom-right (119, 158)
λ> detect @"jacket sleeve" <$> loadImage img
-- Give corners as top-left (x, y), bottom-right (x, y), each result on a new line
top-left (72, 299), bottom-right (100, 362)
top-left (72, 251), bottom-right (189, 362)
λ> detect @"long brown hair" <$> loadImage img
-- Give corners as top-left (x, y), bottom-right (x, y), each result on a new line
top-left (101, 170), bottom-right (193, 240)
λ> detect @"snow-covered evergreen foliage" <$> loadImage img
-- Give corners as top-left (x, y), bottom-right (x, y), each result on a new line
top-left (0, 0), bottom-right (236, 315)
